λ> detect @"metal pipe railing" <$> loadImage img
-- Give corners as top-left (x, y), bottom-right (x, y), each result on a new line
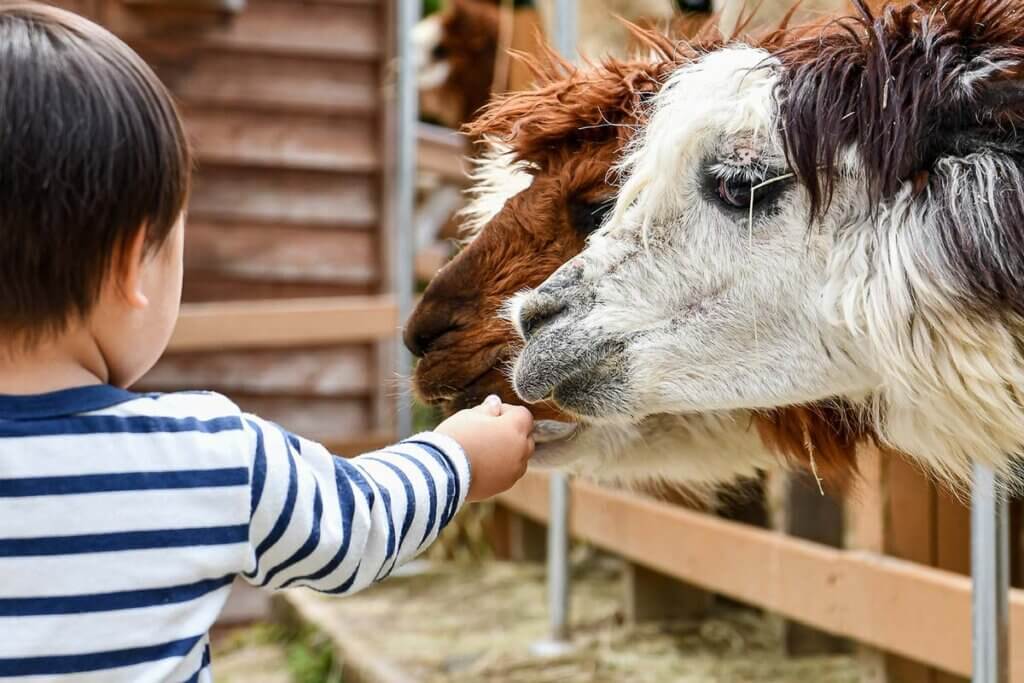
top-left (541, 0), bottom-right (577, 653)
top-left (972, 464), bottom-right (1009, 683)
top-left (393, 0), bottom-right (420, 440)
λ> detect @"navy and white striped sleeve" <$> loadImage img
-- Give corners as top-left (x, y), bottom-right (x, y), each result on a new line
top-left (240, 414), bottom-right (471, 594)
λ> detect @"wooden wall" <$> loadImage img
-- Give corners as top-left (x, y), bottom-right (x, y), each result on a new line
top-left (55, 0), bottom-right (394, 448)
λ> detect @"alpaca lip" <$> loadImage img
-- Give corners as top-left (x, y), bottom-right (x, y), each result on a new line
top-left (532, 420), bottom-right (578, 443)
top-left (515, 332), bottom-right (628, 410)
top-left (414, 344), bottom-right (508, 408)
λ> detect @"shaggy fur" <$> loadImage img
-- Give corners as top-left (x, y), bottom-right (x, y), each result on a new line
top-left (415, 0), bottom-right (502, 128)
top-left (512, 0), bottom-right (1024, 488)
top-left (414, 0), bottom-right (716, 129)
top-left (413, 0), bottom-right (858, 128)
top-left (406, 26), bottom-right (870, 489)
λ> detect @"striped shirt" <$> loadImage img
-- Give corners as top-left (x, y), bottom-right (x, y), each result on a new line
top-left (0, 385), bottom-right (471, 682)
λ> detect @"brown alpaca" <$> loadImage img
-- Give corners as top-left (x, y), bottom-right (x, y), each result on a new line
top-left (415, 0), bottom-right (502, 128)
top-left (405, 26), bottom-right (872, 489)
top-left (414, 0), bottom-right (713, 130)
top-left (413, 0), bottom-right (858, 129)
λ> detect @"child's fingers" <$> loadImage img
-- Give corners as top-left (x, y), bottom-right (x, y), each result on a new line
top-left (474, 394), bottom-right (503, 416)
top-left (502, 405), bottom-right (534, 433)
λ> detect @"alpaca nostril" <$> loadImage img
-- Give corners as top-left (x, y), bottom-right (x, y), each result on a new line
top-left (518, 294), bottom-right (567, 340)
top-left (403, 313), bottom-right (458, 358)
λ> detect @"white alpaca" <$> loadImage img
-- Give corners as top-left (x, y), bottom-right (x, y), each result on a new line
top-left (461, 139), bottom-right (774, 487)
top-left (511, 0), bottom-right (1024, 487)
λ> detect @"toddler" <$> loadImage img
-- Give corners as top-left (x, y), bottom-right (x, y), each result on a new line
top-left (0, 4), bottom-right (535, 681)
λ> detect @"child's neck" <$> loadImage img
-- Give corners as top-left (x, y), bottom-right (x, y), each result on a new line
top-left (0, 325), bottom-right (111, 395)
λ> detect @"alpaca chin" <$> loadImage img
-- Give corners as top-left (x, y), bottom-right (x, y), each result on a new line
top-left (527, 413), bottom-right (776, 487)
top-left (532, 419), bottom-right (578, 443)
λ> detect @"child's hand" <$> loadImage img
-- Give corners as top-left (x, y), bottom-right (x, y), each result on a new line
top-left (435, 395), bottom-right (535, 501)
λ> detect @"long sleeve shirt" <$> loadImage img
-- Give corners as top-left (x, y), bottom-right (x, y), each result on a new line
top-left (0, 385), bottom-right (471, 682)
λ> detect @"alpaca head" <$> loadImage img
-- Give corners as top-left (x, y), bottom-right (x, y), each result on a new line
top-left (512, 0), bottom-right (1024, 480)
top-left (405, 45), bottom-right (673, 422)
top-left (413, 0), bottom-right (501, 127)
top-left (406, 27), bottom-right (868, 487)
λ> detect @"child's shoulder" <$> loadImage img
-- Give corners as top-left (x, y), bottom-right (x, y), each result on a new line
top-left (110, 389), bottom-right (253, 441)
top-left (105, 390), bottom-right (260, 465)
top-left (113, 389), bottom-right (243, 420)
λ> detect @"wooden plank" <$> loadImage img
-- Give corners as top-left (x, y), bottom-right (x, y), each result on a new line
top-left (185, 107), bottom-right (379, 172)
top-left (323, 431), bottom-right (395, 458)
top-left (769, 471), bottom-right (847, 656)
top-left (418, 124), bottom-right (470, 184)
top-left (159, 51), bottom-right (378, 114)
top-left (499, 469), bottom-right (1024, 680)
top-left (885, 457), bottom-right (936, 565)
top-left (167, 295), bottom-right (397, 351)
top-left (882, 457), bottom-right (939, 683)
top-left (414, 242), bottom-right (452, 283)
top-left (936, 488), bottom-right (972, 576)
top-left (626, 484), bottom-right (715, 621)
top-left (184, 221), bottom-right (377, 286)
top-left (182, 276), bottom-right (374, 303)
top-left (50, 0), bottom-right (103, 19)
top-left (935, 488), bottom-right (972, 683)
top-left (111, 0), bottom-right (381, 60)
top-left (189, 166), bottom-right (377, 229)
top-left (122, 0), bottom-right (245, 11)
top-left (141, 346), bottom-right (373, 396)
top-left (846, 445), bottom-right (899, 681)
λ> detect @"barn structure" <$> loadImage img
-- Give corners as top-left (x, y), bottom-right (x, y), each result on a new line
top-left (54, 0), bottom-right (401, 456)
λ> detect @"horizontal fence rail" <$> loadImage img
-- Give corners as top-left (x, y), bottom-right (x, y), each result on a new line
top-left (417, 123), bottom-right (469, 184)
top-left (498, 470), bottom-right (1024, 681)
top-left (168, 295), bottom-right (398, 351)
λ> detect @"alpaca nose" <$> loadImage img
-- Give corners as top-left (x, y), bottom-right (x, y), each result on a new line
top-left (517, 291), bottom-right (567, 341)
top-left (403, 305), bottom-right (458, 357)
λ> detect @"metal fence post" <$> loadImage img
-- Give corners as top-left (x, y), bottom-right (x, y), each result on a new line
top-left (538, 0), bottom-right (577, 654)
top-left (393, 0), bottom-right (419, 439)
top-left (971, 463), bottom-right (1009, 683)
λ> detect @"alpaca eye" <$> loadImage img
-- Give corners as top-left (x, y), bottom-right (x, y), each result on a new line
top-left (706, 162), bottom-right (791, 215)
top-left (431, 43), bottom-right (449, 60)
top-left (717, 176), bottom-right (754, 208)
top-left (569, 199), bottom-right (614, 236)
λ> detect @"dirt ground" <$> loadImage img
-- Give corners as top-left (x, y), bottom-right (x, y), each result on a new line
top-left (297, 553), bottom-right (863, 683)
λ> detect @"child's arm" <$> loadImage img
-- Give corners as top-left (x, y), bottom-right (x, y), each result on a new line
top-left (240, 397), bottom-right (533, 594)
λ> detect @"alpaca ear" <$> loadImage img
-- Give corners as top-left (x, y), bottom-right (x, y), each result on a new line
top-left (924, 147), bottom-right (1024, 319)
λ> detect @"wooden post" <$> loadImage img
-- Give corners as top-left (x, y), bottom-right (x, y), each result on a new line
top-left (846, 446), bottom-right (970, 683)
top-left (768, 470), bottom-right (849, 655)
top-left (507, 6), bottom-right (546, 92)
top-left (622, 563), bottom-right (712, 623)
top-left (491, 506), bottom-right (547, 563)
top-left (621, 484), bottom-right (715, 622)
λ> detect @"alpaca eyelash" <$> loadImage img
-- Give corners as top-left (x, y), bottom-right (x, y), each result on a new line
top-left (709, 161), bottom-right (773, 185)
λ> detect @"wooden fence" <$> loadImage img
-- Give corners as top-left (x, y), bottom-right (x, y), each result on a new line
top-left (500, 471), bottom-right (1022, 681)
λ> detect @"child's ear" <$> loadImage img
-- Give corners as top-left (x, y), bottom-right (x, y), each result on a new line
top-left (115, 227), bottom-right (150, 310)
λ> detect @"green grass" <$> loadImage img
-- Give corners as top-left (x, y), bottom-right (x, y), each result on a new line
top-left (282, 626), bottom-right (341, 683)
top-left (218, 623), bottom-right (342, 683)
top-left (413, 398), bottom-right (443, 433)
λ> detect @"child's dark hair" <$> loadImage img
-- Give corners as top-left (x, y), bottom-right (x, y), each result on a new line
top-left (0, 2), bottom-right (191, 340)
